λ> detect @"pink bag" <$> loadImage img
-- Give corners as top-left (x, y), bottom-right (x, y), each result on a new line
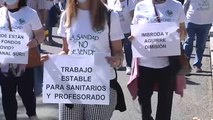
top-left (127, 58), bottom-right (186, 100)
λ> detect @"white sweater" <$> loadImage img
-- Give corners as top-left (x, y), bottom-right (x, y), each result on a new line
top-left (184, 0), bottom-right (213, 24)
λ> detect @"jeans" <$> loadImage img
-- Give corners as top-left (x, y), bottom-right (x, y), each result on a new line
top-left (0, 68), bottom-right (36, 120)
top-left (48, 26), bottom-right (53, 42)
top-left (46, 4), bottom-right (60, 42)
top-left (34, 65), bottom-right (43, 96)
top-left (183, 22), bottom-right (212, 68)
top-left (34, 47), bottom-right (43, 96)
top-left (122, 33), bottom-right (132, 67)
top-left (137, 66), bottom-right (174, 120)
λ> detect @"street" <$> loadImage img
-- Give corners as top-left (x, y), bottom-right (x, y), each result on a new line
top-left (0, 27), bottom-right (212, 120)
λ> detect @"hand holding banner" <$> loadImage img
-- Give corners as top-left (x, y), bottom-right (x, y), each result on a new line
top-left (43, 54), bottom-right (111, 105)
top-left (131, 22), bottom-right (180, 57)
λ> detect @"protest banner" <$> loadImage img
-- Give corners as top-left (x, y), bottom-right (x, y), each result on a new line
top-left (0, 31), bottom-right (29, 64)
top-left (131, 22), bottom-right (180, 57)
top-left (43, 54), bottom-right (111, 105)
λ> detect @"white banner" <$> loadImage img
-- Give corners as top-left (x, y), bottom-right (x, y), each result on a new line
top-left (43, 54), bottom-right (111, 105)
top-left (131, 23), bottom-right (180, 57)
top-left (0, 31), bottom-right (29, 64)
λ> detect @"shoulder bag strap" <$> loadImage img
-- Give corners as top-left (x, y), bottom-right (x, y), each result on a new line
top-left (6, 9), bottom-right (24, 77)
top-left (153, 2), bottom-right (161, 23)
top-left (107, 9), bottom-right (113, 55)
top-left (6, 9), bottom-right (12, 31)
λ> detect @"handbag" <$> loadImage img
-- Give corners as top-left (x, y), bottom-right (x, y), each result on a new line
top-left (26, 47), bottom-right (41, 68)
top-left (6, 9), bottom-right (41, 68)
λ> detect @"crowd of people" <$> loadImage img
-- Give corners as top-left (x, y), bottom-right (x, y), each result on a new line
top-left (0, 0), bottom-right (212, 120)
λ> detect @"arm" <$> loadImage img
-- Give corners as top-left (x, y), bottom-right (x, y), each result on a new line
top-left (106, 40), bottom-right (124, 68)
top-left (111, 40), bottom-right (124, 67)
top-left (27, 28), bottom-right (45, 48)
top-left (27, 8), bottom-right (45, 48)
top-left (179, 22), bottom-right (187, 41)
top-left (58, 37), bottom-right (69, 55)
top-left (105, 11), bottom-right (124, 67)
top-left (41, 34), bottom-right (68, 62)
top-left (129, 0), bottom-right (136, 18)
top-left (128, 1), bottom-right (139, 42)
top-left (57, 11), bottom-right (67, 54)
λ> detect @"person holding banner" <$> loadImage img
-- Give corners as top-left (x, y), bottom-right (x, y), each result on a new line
top-left (0, 0), bottom-right (44, 120)
top-left (130, 0), bottom-right (186, 120)
top-left (41, 0), bottom-right (126, 119)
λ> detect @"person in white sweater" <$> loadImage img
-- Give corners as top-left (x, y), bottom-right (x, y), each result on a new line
top-left (132, 0), bottom-right (186, 119)
top-left (0, 0), bottom-right (44, 119)
top-left (183, 0), bottom-right (213, 72)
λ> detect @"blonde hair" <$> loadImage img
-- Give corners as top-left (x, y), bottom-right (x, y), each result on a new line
top-left (64, 0), bottom-right (108, 31)
top-left (64, 0), bottom-right (78, 27)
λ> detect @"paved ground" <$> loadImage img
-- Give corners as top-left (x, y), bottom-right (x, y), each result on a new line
top-left (0, 27), bottom-right (213, 120)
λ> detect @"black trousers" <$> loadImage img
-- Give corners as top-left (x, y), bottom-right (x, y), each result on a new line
top-left (0, 68), bottom-right (36, 120)
top-left (138, 66), bottom-right (174, 120)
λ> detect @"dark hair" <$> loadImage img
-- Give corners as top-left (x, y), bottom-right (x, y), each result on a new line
top-left (3, 0), bottom-right (27, 8)
top-left (18, 0), bottom-right (27, 8)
